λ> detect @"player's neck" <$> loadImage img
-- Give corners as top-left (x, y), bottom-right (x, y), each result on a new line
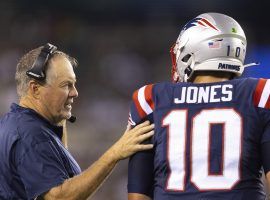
top-left (192, 75), bottom-right (230, 84)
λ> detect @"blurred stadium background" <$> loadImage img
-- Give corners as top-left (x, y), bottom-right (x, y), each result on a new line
top-left (0, 1), bottom-right (269, 199)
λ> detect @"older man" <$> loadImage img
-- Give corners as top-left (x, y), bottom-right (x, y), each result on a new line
top-left (0, 44), bottom-right (154, 200)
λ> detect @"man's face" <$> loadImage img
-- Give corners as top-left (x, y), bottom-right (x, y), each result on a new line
top-left (40, 55), bottom-right (78, 124)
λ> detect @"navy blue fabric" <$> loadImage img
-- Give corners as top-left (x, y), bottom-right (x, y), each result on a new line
top-left (128, 78), bottom-right (269, 200)
top-left (128, 148), bottom-right (154, 197)
top-left (261, 142), bottom-right (270, 173)
top-left (0, 103), bottom-right (81, 200)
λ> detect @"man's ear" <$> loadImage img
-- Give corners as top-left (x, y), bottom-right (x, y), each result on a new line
top-left (28, 80), bottom-right (42, 99)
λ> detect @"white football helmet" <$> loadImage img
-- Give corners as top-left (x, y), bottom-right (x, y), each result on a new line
top-left (171, 13), bottom-right (247, 82)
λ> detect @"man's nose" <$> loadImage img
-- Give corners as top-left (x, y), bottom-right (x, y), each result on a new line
top-left (70, 85), bottom-right (78, 98)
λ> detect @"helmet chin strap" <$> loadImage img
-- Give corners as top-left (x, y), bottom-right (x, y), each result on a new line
top-left (243, 62), bottom-right (260, 68)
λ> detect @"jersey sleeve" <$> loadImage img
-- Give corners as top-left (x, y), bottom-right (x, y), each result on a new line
top-left (253, 79), bottom-right (270, 174)
top-left (127, 84), bottom-right (155, 197)
top-left (253, 79), bottom-right (270, 110)
top-left (253, 79), bottom-right (270, 143)
top-left (128, 84), bottom-right (155, 126)
top-left (128, 149), bottom-right (154, 197)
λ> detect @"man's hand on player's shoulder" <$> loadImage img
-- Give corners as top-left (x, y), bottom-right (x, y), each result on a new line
top-left (110, 121), bottom-right (154, 161)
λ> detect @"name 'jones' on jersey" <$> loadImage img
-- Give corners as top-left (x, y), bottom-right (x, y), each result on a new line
top-left (174, 84), bottom-right (233, 104)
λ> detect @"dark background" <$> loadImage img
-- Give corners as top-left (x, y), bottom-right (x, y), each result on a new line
top-left (0, 1), bottom-right (269, 199)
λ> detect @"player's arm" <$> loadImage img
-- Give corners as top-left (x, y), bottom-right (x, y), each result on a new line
top-left (127, 147), bottom-right (154, 200)
top-left (263, 150), bottom-right (270, 192)
top-left (41, 121), bottom-right (154, 200)
top-left (254, 79), bottom-right (270, 191)
top-left (127, 84), bottom-right (156, 200)
top-left (128, 193), bottom-right (152, 200)
top-left (261, 141), bottom-right (270, 191)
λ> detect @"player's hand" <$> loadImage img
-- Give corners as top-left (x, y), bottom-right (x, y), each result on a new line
top-left (111, 121), bottom-right (154, 161)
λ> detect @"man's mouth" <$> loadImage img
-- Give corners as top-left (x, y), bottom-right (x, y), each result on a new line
top-left (65, 104), bottom-right (72, 110)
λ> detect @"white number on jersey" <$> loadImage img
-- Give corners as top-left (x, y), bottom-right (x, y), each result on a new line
top-left (162, 108), bottom-right (242, 191)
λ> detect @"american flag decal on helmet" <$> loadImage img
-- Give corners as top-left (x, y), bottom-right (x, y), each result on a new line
top-left (253, 79), bottom-right (270, 109)
top-left (183, 17), bottom-right (219, 31)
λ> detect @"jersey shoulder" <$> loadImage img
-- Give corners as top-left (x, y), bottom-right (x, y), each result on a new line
top-left (129, 82), bottom-right (188, 125)
top-left (225, 77), bottom-right (270, 110)
top-left (129, 83), bottom-right (157, 125)
top-left (248, 78), bottom-right (270, 109)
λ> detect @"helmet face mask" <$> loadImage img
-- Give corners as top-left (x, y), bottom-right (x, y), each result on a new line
top-left (170, 13), bottom-right (247, 82)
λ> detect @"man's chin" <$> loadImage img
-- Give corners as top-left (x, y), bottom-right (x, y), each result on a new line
top-left (55, 113), bottom-right (71, 126)
top-left (64, 111), bottom-right (72, 120)
top-left (57, 111), bottom-right (71, 121)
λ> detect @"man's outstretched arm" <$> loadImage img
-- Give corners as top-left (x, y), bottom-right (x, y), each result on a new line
top-left (42, 121), bottom-right (154, 200)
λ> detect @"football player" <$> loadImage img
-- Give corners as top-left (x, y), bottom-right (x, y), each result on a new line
top-left (127, 13), bottom-right (269, 200)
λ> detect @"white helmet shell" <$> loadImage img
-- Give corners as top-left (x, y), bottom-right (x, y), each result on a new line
top-left (171, 13), bottom-right (247, 82)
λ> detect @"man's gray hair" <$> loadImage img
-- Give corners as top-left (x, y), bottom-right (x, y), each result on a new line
top-left (15, 45), bottom-right (78, 99)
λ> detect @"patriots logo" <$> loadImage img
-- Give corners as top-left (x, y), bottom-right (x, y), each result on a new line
top-left (182, 17), bottom-right (219, 31)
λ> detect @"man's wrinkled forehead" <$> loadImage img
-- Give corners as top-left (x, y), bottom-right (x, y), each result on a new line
top-left (46, 55), bottom-right (76, 83)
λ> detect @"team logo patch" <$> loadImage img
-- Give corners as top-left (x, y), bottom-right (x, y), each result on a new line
top-left (182, 17), bottom-right (219, 31)
top-left (218, 63), bottom-right (240, 71)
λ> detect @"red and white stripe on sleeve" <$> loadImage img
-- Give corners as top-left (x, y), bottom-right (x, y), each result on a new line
top-left (253, 79), bottom-right (270, 109)
top-left (132, 84), bottom-right (155, 119)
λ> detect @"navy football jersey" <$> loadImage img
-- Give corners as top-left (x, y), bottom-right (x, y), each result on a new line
top-left (128, 78), bottom-right (270, 200)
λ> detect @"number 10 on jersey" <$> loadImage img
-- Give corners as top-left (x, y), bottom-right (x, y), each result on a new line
top-left (162, 108), bottom-right (242, 191)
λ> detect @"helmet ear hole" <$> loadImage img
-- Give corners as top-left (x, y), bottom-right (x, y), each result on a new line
top-left (182, 54), bottom-right (191, 62)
